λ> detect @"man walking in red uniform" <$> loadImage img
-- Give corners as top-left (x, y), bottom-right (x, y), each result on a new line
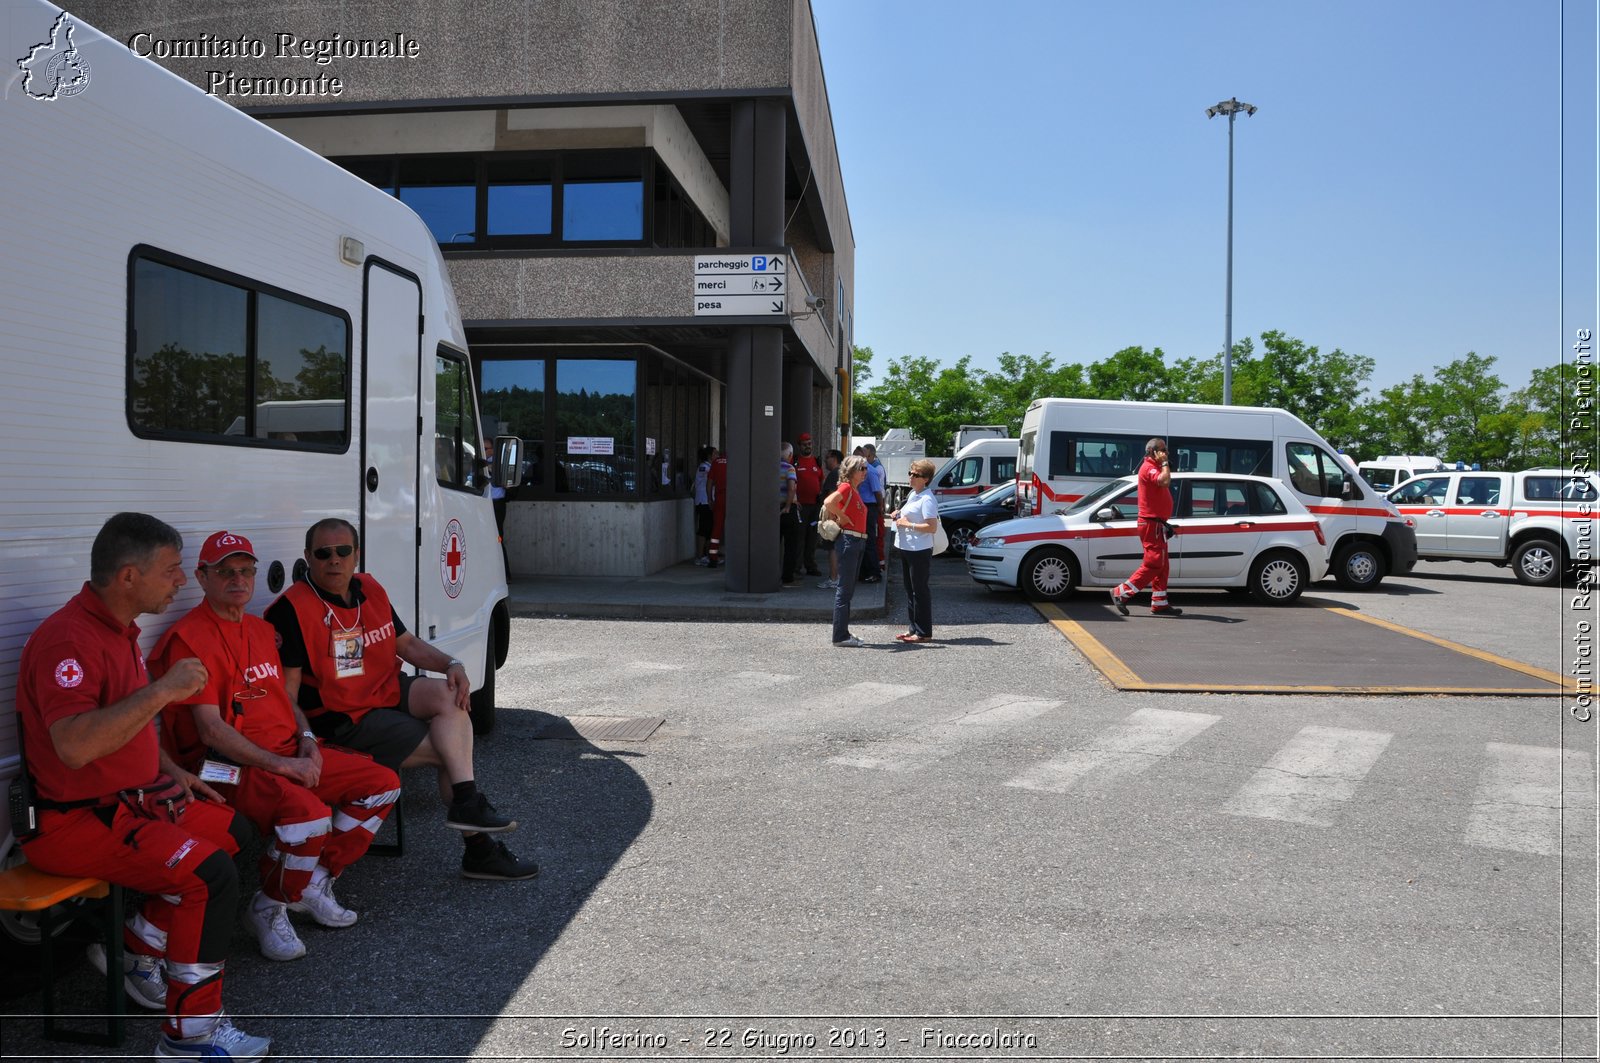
top-left (16, 513), bottom-right (269, 1060)
top-left (152, 531), bottom-right (401, 962)
top-left (265, 518), bottom-right (536, 880)
top-left (706, 448), bottom-right (729, 567)
top-left (1111, 438), bottom-right (1183, 617)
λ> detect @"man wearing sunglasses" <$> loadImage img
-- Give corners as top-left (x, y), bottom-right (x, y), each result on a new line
top-left (151, 531), bottom-right (403, 963)
top-left (265, 518), bottom-right (535, 881)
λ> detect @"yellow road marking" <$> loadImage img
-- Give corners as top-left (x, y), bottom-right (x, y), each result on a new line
top-left (1032, 599), bottom-right (1571, 696)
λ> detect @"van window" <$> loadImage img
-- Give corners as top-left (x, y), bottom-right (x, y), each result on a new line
top-left (1285, 442), bottom-right (1352, 498)
top-left (1524, 475), bottom-right (1598, 502)
top-left (1048, 432), bottom-right (1143, 478)
top-left (943, 457), bottom-right (982, 488)
top-left (992, 457), bottom-right (1017, 483)
top-left (1170, 437), bottom-right (1269, 476)
top-left (1392, 476), bottom-right (1450, 506)
top-left (1360, 466), bottom-right (1400, 493)
top-left (128, 251), bottom-right (350, 450)
top-left (435, 349), bottom-right (485, 493)
top-left (1457, 476), bottom-right (1503, 507)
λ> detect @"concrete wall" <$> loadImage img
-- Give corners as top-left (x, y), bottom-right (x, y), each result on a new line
top-left (504, 498), bottom-right (694, 577)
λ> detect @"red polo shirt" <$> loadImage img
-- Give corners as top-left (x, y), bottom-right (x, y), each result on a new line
top-left (794, 454), bottom-right (823, 504)
top-left (151, 605), bottom-right (300, 771)
top-left (17, 584), bottom-right (160, 802)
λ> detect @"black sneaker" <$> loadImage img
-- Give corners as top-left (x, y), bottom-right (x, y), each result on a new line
top-left (444, 792), bottom-right (517, 834)
top-left (461, 839), bottom-right (540, 881)
top-left (1151, 605), bottom-right (1184, 617)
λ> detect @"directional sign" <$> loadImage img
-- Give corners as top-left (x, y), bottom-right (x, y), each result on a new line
top-left (693, 253), bottom-right (788, 317)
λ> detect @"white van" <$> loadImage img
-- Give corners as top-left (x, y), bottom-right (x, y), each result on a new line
top-left (1015, 398), bottom-right (1416, 589)
top-left (931, 438), bottom-right (1020, 505)
top-left (1, 2), bottom-right (516, 890)
top-left (1357, 455), bottom-right (1446, 494)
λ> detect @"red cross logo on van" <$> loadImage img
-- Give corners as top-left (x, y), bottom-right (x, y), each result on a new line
top-left (440, 519), bottom-right (466, 599)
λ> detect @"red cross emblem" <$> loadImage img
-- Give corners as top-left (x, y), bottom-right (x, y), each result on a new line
top-left (54, 658), bottom-right (84, 688)
top-left (440, 519), bottom-right (466, 599)
top-left (446, 535), bottom-right (462, 580)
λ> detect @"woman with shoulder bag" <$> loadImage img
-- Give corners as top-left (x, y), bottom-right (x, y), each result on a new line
top-left (889, 457), bottom-right (940, 642)
top-left (819, 454), bottom-right (870, 647)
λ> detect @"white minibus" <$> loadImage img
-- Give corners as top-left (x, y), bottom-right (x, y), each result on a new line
top-left (1015, 398), bottom-right (1417, 589)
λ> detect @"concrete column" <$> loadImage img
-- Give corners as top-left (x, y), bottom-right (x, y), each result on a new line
top-left (784, 361), bottom-right (813, 445)
top-left (724, 98), bottom-right (787, 593)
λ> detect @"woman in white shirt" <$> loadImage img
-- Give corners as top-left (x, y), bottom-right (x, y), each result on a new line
top-left (890, 458), bottom-right (940, 642)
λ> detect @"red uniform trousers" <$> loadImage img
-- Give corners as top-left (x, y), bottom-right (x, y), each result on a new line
top-left (709, 500), bottom-right (728, 563)
top-left (23, 800), bottom-right (244, 1039)
top-left (1116, 520), bottom-right (1171, 606)
top-left (222, 746), bottom-right (399, 904)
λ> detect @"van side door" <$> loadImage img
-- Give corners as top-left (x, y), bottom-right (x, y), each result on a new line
top-left (1445, 473), bottom-right (1510, 558)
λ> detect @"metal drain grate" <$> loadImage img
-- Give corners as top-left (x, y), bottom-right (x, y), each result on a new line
top-left (529, 715), bottom-right (665, 742)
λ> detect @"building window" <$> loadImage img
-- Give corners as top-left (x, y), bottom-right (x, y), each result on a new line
top-left (128, 250), bottom-right (349, 449)
top-left (556, 360), bottom-right (637, 495)
top-left (335, 148), bottom-right (710, 250)
top-left (480, 358), bottom-right (547, 498)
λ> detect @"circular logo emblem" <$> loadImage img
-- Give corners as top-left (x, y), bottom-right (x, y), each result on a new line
top-left (44, 50), bottom-right (91, 98)
top-left (54, 658), bottom-right (85, 688)
top-left (439, 519), bottom-right (466, 599)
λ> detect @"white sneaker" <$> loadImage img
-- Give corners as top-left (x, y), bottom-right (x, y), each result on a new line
top-left (85, 940), bottom-right (166, 1009)
top-left (817, 578), bottom-right (838, 589)
top-left (288, 875), bottom-right (358, 928)
top-left (834, 636), bottom-right (863, 648)
top-left (156, 1015), bottom-right (271, 1059)
top-left (245, 894), bottom-right (306, 961)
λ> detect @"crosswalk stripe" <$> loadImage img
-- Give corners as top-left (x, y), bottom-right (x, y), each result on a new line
top-left (1003, 708), bottom-right (1221, 794)
top-left (828, 694), bottom-right (1063, 772)
top-left (628, 661), bottom-right (685, 672)
top-left (726, 671), bottom-right (799, 689)
top-left (1222, 726), bottom-right (1392, 826)
top-left (1463, 743), bottom-right (1591, 856)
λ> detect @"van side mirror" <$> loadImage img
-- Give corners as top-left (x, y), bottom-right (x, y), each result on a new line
top-left (495, 435), bottom-right (524, 489)
top-left (1341, 479), bottom-right (1359, 500)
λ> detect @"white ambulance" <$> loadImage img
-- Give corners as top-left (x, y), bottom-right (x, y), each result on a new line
top-left (930, 438), bottom-right (1020, 505)
top-left (1014, 398), bottom-right (1417, 589)
top-left (1, 0), bottom-right (517, 925)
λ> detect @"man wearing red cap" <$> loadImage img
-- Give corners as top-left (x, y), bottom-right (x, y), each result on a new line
top-left (150, 531), bottom-right (402, 964)
top-left (16, 513), bottom-right (268, 1060)
top-left (793, 432), bottom-right (824, 577)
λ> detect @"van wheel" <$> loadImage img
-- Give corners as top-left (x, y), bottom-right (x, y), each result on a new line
top-left (1021, 549), bottom-right (1078, 601)
top-left (469, 654), bottom-right (497, 736)
top-left (1512, 538), bottom-right (1562, 587)
top-left (1250, 549), bottom-right (1308, 605)
top-left (1331, 540), bottom-right (1386, 590)
top-left (945, 523), bottom-right (977, 557)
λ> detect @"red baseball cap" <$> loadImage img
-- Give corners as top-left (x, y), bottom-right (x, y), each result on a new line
top-left (798, 432), bottom-right (812, 442)
top-left (198, 531), bottom-right (257, 567)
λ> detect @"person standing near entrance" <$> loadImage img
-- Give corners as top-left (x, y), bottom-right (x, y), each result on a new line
top-left (693, 446), bottom-right (714, 565)
top-left (793, 433), bottom-right (824, 577)
top-left (1111, 437), bottom-right (1182, 617)
top-left (857, 444), bottom-right (884, 583)
top-left (707, 448), bottom-right (729, 567)
top-left (820, 454), bottom-right (871, 646)
top-left (890, 458), bottom-right (940, 642)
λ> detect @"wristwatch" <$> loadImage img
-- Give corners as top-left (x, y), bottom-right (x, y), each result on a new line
top-left (299, 730), bottom-right (315, 742)
top-left (445, 658), bottom-right (465, 671)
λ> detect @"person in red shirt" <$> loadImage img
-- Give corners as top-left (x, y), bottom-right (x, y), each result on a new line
top-left (1111, 437), bottom-right (1183, 617)
top-left (265, 518), bottom-right (535, 881)
top-left (16, 513), bottom-right (269, 1061)
top-left (707, 449), bottom-right (729, 567)
top-left (151, 531), bottom-right (401, 963)
top-left (793, 432), bottom-right (825, 577)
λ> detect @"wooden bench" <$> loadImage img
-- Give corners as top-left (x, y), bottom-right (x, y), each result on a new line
top-left (0, 861), bottom-right (125, 1046)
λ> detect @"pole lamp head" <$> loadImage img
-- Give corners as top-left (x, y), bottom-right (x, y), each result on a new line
top-left (1206, 97), bottom-right (1258, 119)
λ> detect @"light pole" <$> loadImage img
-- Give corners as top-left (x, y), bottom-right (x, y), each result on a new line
top-left (1205, 97), bottom-right (1256, 406)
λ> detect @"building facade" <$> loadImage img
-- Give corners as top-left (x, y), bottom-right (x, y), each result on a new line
top-left (78, 0), bottom-right (854, 589)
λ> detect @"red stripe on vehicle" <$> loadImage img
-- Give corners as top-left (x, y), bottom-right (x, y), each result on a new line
top-left (1306, 505), bottom-right (1399, 518)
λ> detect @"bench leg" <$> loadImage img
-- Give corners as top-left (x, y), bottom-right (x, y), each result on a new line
top-left (41, 884), bottom-right (126, 1047)
top-left (368, 790), bottom-right (405, 857)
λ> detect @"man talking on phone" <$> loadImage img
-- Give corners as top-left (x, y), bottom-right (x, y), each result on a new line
top-left (1110, 438), bottom-right (1182, 617)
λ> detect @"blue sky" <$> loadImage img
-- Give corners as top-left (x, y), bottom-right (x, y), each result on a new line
top-left (812, 0), bottom-right (1597, 396)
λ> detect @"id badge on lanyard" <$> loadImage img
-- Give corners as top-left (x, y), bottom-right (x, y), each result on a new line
top-left (332, 625), bottom-right (365, 678)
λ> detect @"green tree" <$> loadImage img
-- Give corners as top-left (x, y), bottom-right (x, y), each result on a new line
top-left (972, 351), bottom-right (1085, 428)
top-left (1351, 374), bottom-right (1435, 461)
top-left (1425, 352), bottom-right (1506, 465)
top-left (1085, 346), bottom-right (1170, 401)
top-left (1240, 331), bottom-right (1374, 447)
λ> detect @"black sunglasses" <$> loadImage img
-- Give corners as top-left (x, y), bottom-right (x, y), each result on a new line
top-left (312, 544), bottom-right (355, 560)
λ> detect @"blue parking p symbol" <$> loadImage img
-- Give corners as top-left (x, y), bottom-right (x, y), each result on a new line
top-left (752, 256), bottom-right (767, 271)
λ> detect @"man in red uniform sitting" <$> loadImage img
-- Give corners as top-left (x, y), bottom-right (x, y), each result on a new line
top-left (1111, 437), bottom-right (1184, 617)
top-left (151, 531), bottom-right (401, 963)
top-left (16, 513), bottom-right (268, 1061)
top-left (265, 518), bottom-right (535, 880)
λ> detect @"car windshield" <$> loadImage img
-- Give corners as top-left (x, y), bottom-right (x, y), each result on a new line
top-left (977, 482), bottom-right (1015, 504)
top-left (1063, 477), bottom-right (1134, 515)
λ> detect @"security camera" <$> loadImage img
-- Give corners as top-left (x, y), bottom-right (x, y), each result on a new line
top-left (805, 295), bottom-right (826, 311)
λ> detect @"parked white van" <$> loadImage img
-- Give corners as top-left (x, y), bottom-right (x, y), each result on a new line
top-left (931, 438), bottom-right (1020, 505)
top-left (1015, 398), bottom-right (1417, 589)
top-left (1356, 455), bottom-right (1447, 494)
top-left (1, 0), bottom-right (517, 932)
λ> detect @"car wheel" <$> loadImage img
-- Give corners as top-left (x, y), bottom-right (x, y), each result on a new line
top-left (1021, 548), bottom-right (1078, 601)
top-left (1250, 549), bottom-right (1308, 605)
top-left (945, 522), bottom-right (977, 557)
top-left (1331, 540), bottom-right (1386, 590)
top-left (1512, 538), bottom-right (1562, 587)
